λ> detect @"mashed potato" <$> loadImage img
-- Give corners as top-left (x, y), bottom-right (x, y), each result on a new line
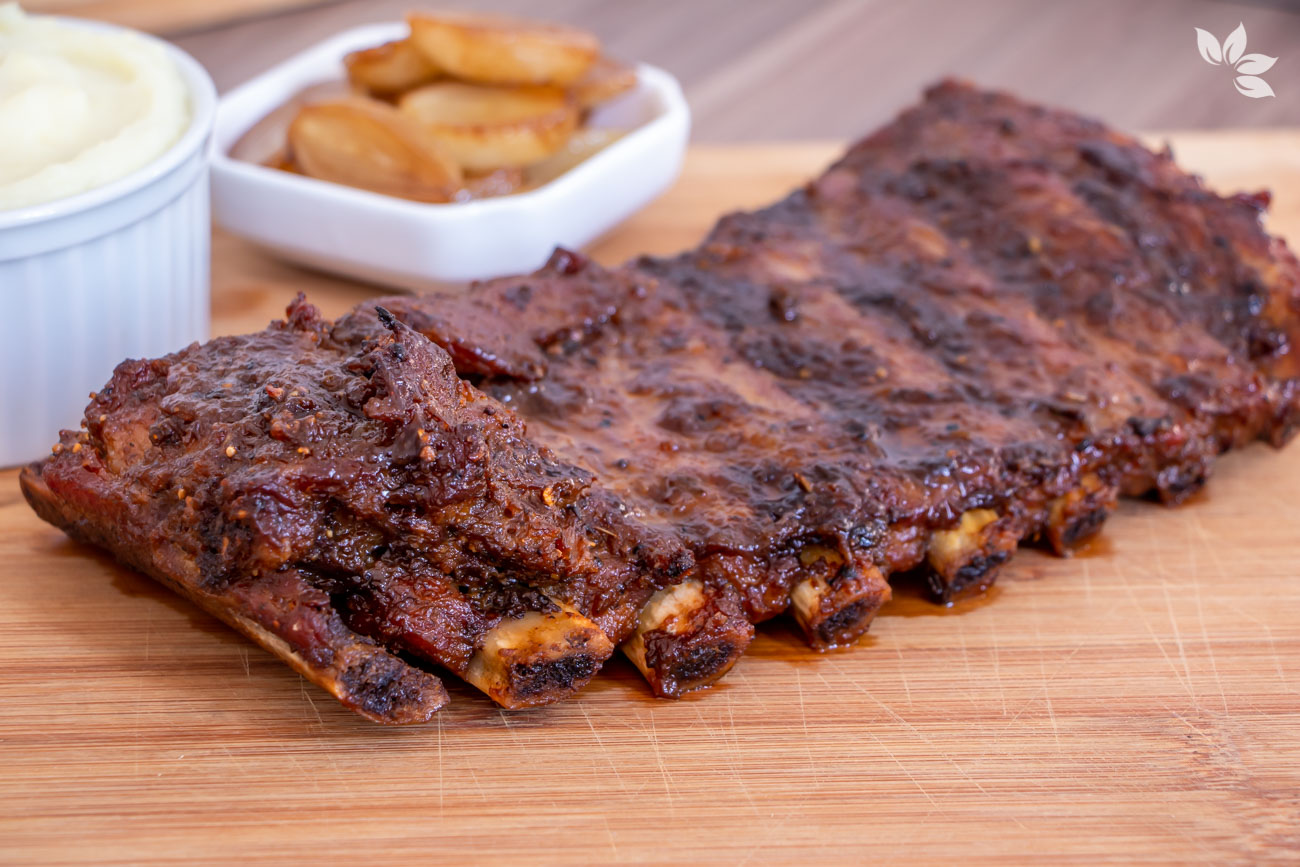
top-left (0, 3), bottom-right (189, 210)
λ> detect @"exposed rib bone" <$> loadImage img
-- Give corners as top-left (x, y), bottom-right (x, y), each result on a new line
top-left (622, 580), bottom-right (754, 697)
top-left (788, 545), bottom-right (892, 649)
top-left (463, 603), bottom-right (614, 708)
top-left (1044, 473), bottom-right (1118, 554)
top-left (925, 508), bottom-right (1018, 601)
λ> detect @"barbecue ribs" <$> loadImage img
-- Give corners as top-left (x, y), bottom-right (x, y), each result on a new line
top-left (22, 81), bottom-right (1300, 721)
top-left (22, 301), bottom-right (691, 720)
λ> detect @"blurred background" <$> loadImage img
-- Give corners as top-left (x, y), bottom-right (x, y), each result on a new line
top-left (28, 0), bottom-right (1300, 138)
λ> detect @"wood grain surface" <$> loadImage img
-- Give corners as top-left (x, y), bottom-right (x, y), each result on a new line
top-left (3, 134), bottom-right (1300, 863)
top-left (171, 0), bottom-right (1300, 138)
top-left (24, 0), bottom-right (335, 35)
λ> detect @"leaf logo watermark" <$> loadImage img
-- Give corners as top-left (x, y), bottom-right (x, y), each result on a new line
top-left (1195, 22), bottom-right (1277, 98)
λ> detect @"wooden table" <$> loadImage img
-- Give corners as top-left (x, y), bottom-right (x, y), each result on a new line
top-left (3, 136), bottom-right (1300, 863)
top-left (30, 1), bottom-right (1300, 137)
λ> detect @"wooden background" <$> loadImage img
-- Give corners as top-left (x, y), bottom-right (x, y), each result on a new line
top-left (27, 0), bottom-right (1300, 137)
top-left (3, 133), bottom-right (1300, 863)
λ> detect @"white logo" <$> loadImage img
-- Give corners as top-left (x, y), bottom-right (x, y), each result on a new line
top-left (1195, 23), bottom-right (1276, 98)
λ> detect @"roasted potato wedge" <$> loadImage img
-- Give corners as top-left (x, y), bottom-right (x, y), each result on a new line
top-left (571, 55), bottom-right (637, 111)
top-left (408, 11), bottom-right (599, 86)
top-left (399, 82), bottom-right (579, 171)
top-left (288, 99), bottom-right (462, 202)
top-left (344, 38), bottom-right (441, 97)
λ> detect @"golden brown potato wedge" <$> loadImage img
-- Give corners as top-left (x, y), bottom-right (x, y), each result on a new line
top-left (288, 98), bottom-right (463, 202)
top-left (408, 11), bottom-right (599, 86)
top-left (344, 38), bottom-right (441, 97)
top-left (571, 55), bottom-right (637, 111)
top-left (399, 82), bottom-right (579, 171)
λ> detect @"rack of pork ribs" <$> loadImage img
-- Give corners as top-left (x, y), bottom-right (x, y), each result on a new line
top-left (22, 81), bottom-right (1300, 722)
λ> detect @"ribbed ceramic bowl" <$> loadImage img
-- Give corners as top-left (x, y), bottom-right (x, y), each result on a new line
top-left (0, 20), bottom-right (217, 467)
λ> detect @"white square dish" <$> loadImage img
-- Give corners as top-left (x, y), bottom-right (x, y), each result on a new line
top-left (210, 22), bottom-right (691, 289)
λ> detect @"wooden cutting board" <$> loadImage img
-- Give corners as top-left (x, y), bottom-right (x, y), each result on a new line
top-left (3, 138), bottom-right (1299, 864)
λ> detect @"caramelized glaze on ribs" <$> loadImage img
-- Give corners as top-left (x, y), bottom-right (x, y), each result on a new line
top-left (22, 301), bottom-right (689, 720)
top-left (366, 80), bottom-right (1300, 692)
top-left (22, 81), bottom-right (1300, 719)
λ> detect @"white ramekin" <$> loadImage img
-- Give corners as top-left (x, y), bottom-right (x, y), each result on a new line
top-left (0, 22), bottom-right (217, 468)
